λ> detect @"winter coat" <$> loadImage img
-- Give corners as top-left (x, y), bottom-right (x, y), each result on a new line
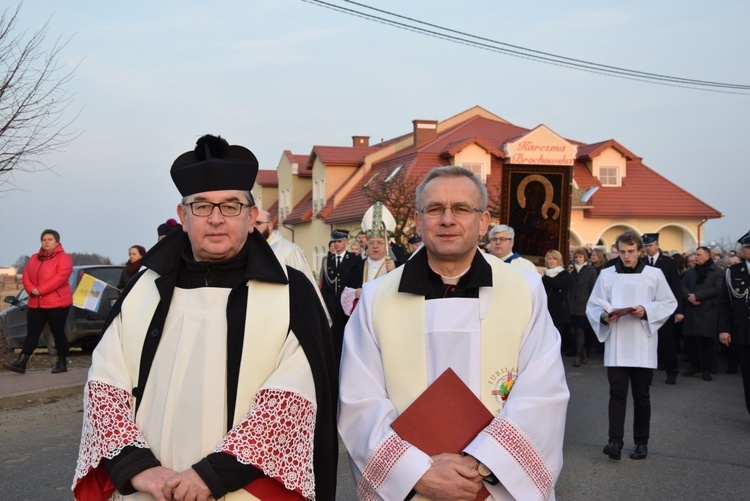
top-left (568, 263), bottom-right (597, 316)
top-left (681, 262), bottom-right (723, 338)
top-left (22, 244), bottom-right (74, 309)
top-left (542, 270), bottom-right (572, 326)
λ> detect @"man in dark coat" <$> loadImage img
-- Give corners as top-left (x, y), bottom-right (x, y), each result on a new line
top-left (719, 231), bottom-right (750, 416)
top-left (320, 229), bottom-right (358, 362)
top-left (681, 246), bottom-right (723, 381)
top-left (642, 233), bottom-right (683, 384)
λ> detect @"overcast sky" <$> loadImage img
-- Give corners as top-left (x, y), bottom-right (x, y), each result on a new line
top-left (1, 0), bottom-right (748, 266)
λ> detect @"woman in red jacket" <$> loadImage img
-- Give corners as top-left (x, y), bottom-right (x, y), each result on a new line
top-left (3, 229), bottom-right (73, 374)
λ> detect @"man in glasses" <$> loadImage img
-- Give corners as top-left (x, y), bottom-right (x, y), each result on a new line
top-left (73, 135), bottom-right (338, 501)
top-left (338, 165), bottom-right (569, 500)
top-left (488, 224), bottom-right (539, 273)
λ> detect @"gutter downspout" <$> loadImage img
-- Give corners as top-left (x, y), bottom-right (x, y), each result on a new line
top-left (697, 218), bottom-right (708, 247)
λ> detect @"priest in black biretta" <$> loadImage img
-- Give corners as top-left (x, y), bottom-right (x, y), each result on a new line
top-left (73, 134), bottom-right (338, 501)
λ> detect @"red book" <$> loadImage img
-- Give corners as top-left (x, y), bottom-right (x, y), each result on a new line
top-left (390, 367), bottom-right (493, 500)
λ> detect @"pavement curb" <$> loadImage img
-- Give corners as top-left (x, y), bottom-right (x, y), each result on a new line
top-left (0, 383), bottom-right (85, 408)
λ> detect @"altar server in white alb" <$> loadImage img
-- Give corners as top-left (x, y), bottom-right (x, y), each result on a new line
top-left (338, 166), bottom-right (570, 501)
top-left (72, 134), bottom-right (338, 500)
top-left (586, 230), bottom-right (677, 462)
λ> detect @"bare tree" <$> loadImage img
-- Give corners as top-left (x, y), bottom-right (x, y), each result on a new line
top-left (0, 4), bottom-right (80, 189)
top-left (361, 166), bottom-right (420, 246)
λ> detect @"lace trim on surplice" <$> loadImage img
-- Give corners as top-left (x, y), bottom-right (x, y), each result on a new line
top-left (214, 388), bottom-right (317, 500)
top-left (73, 380), bottom-right (149, 489)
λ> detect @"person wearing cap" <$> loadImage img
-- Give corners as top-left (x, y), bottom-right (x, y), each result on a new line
top-left (408, 234), bottom-right (423, 256)
top-left (340, 202), bottom-right (398, 317)
top-left (73, 135), bottom-right (338, 501)
top-left (256, 210), bottom-right (331, 326)
top-left (157, 218), bottom-right (179, 241)
top-left (641, 232), bottom-right (683, 385)
top-left (320, 228), bottom-right (358, 361)
top-left (488, 224), bottom-right (539, 273)
top-left (718, 231), bottom-right (750, 416)
top-left (338, 166), bottom-right (569, 500)
top-left (587, 230), bottom-right (677, 461)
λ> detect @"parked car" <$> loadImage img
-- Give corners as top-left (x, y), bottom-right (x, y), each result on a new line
top-left (0, 265), bottom-right (124, 353)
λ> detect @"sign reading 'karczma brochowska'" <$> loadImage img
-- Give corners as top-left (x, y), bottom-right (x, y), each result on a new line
top-left (504, 125), bottom-right (578, 166)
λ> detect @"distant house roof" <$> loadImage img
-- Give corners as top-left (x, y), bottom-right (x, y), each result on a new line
top-left (255, 169), bottom-right (278, 187)
top-left (309, 145), bottom-right (380, 167)
top-left (284, 189), bottom-right (314, 225)
top-left (585, 160), bottom-right (721, 219)
top-left (284, 108), bottom-right (721, 227)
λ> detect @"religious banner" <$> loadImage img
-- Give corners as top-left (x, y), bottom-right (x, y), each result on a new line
top-left (499, 164), bottom-right (572, 266)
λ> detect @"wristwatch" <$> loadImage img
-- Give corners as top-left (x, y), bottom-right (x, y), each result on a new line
top-left (477, 461), bottom-right (499, 485)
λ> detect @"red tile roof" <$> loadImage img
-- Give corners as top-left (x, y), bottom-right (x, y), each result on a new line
top-left (255, 169), bottom-right (278, 186)
top-left (586, 160), bottom-right (720, 219)
top-left (266, 200), bottom-right (278, 223)
top-left (287, 109), bottom-right (721, 227)
top-left (283, 189), bottom-right (313, 225)
top-left (283, 150), bottom-right (313, 177)
top-left (577, 140), bottom-right (639, 161)
top-left (310, 145), bottom-right (380, 166)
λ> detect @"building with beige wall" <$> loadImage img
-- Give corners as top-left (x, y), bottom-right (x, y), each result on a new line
top-left (254, 106), bottom-right (721, 274)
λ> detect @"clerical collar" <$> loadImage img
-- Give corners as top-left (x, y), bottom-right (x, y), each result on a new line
top-left (433, 264), bottom-right (471, 285)
top-left (398, 246), bottom-right (492, 298)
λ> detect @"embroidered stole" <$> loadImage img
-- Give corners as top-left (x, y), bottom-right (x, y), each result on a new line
top-left (372, 255), bottom-right (532, 415)
top-left (120, 270), bottom-right (290, 425)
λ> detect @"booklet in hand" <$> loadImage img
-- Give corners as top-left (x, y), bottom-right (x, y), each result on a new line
top-left (390, 367), bottom-right (494, 499)
top-left (596, 297), bottom-right (636, 318)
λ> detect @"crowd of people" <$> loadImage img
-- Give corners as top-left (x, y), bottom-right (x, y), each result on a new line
top-left (5, 142), bottom-right (748, 500)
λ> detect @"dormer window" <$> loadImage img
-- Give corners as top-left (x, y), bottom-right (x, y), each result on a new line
top-left (462, 162), bottom-right (486, 182)
top-left (598, 166), bottom-right (620, 187)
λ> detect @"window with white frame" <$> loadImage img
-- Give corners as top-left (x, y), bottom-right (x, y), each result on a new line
top-left (462, 162), bottom-right (486, 182)
top-left (598, 166), bottom-right (620, 186)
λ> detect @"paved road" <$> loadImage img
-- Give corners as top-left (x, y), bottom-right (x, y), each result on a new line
top-left (1, 350), bottom-right (748, 500)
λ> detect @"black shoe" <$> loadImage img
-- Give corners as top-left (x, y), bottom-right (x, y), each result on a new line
top-left (702, 371), bottom-right (712, 381)
top-left (681, 368), bottom-right (698, 377)
top-left (603, 441), bottom-right (623, 460)
top-left (630, 444), bottom-right (648, 460)
top-left (2, 353), bottom-right (30, 374)
top-left (727, 367), bottom-right (738, 374)
top-left (666, 374), bottom-right (677, 385)
top-left (51, 356), bottom-right (67, 374)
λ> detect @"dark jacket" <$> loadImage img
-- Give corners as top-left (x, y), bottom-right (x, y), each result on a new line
top-left (718, 261), bottom-right (750, 346)
top-left (542, 269), bottom-right (571, 326)
top-left (568, 263), bottom-right (597, 316)
top-left (642, 252), bottom-right (683, 316)
top-left (681, 261), bottom-right (723, 338)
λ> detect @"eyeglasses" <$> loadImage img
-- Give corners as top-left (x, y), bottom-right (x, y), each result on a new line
top-left (489, 237), bottom-right (513, 243)
top-left (255, 220), bottom-right (270, 226)
top-left (184, 201), bottom-right (251, 217)
top-left (418, 203), bottom-right (483, 218)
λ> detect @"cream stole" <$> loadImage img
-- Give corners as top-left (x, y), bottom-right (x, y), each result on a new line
top-left (372, 255), bottom-right (532, 415)
top-left (120, 270), bottom-right (290, 425)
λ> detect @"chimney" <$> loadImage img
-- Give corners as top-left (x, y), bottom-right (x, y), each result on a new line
top-left (352, 136), bottom-right (370, 148)
top-left (413, 119), bottom-right (438, 146)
